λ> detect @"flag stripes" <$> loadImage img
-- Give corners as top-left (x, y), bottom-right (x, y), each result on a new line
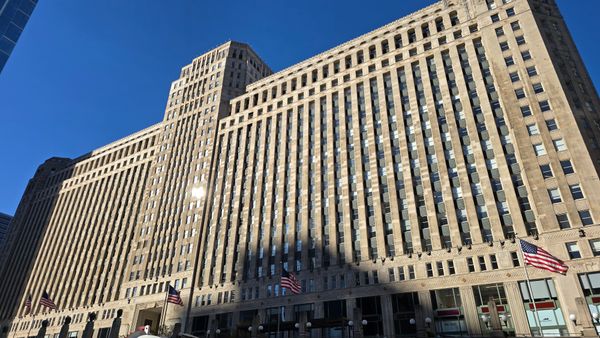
top-left (167, 285), bottom-right (184, 306)
top-left (281, 269), bottom-right (301, 294)
top-left (40, 291), bottom-right (57, 310)
top-left (520, 239), bottom-right (568, 274)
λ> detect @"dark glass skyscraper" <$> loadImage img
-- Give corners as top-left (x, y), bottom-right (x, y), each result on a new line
top-left (0, 0), bottom-right (37, 73)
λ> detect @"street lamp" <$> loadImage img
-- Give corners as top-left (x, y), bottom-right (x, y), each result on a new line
top-left (569, 313), bottom-right (577, 325)
top-left (216, 329), bottom-right (221, 335)
top-left (424, 317), bottom-right (432, 328)
top-left (500, 314), bottom-right (508, 325)
top-left (258, 325), bottom-right (264, 332)
top-left (592, 312), bottom-right (599, 324)
top-left (294, 323), bottom-right (300, 329)
top-left (409, 318), bottom-right (416, 325)
top-left (248, 326), bottom-right (252, 332)
top-left (347, 321), bottom-right (354, 338)
top-left (361, 319), bottom-right (367, 326)
top-left (481, 315), bottom-right (490, 328)
top-left (306, 322), bottom-right (312, 329)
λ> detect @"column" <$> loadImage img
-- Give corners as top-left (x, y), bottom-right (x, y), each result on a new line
top-left (504, 281), bottom-right (530, 336)
top-left (459, 286), bottom-right (481, 336)
top-left (380, 294), bottom-right (395, 337)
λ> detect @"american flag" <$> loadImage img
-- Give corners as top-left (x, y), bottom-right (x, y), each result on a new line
top-left (25, 294), bottom-right (32, 314)
top-left (520, 239), bottom-right (568, 274)
top-left (167, 285), bottom-right (183, 306)
top-left (281, 269), bottom-right (301, 294)
top-left (40, 291), bottom-right (57, 310)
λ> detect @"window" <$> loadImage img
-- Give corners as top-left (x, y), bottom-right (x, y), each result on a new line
top-left (540, 164), bottom-right (553, 179)
top-left (478, 256), bottom-right (487, 271)
top-left (539, 118), bottom-right (556, 132)
top-left (398, 266), bottom-right (405, 280)
top-left (437, 262), bottom-right (445, 276)
top-left (511, 21), bottom-right (521, 31)
top-left (553, 138), bottom-right (567, 152)
top-left (504, 56), bottom-right (514, 66)
top-left (556, 213), bottom-right (570, 229)
top-left (408, 265), bottom-right (415, 279)
top-left (388, 268), bottom-right (395, 282)
top-left (506, 7), bottom-right (515, 16)
top-left (448, 260), bottom-right (455, 274)
top-left (527, 66), bottom-right (538, 76)
top-left (516, 35), bottom-right (526, 45)
top-left (500, 41), bottom-right (510, 51)
top-left (533, 83), bottom-right (544, 93)
top-left (527, 124), bottom-right (540, 135)
top-left (520, 105), bottom-right (532, 117)
top-left (560, 160), bottom-right (574, 174)
top-left (539, 100), bottom-right (551, 112)
top-left (490, 254), bottom-right (498, 269)
top-left (533, 143), bottom-right (546, 156)
top-left (467, 257), bottom-right (475, 272)
top-left (510, 72), bottom-right (520, 82)
top-left (511, 252), bottom-right (520, 267)
top-left (566, 242), bottom-right (581, 259)
top-left (548, 188), bottom-right (562, 203)
top-left (567, 185), bottom-right (583, 201)
top-left (589, 239), bottom-right (600, 256)
top-left (491, 14), bottom-right (500, 22)
top-left (426, 263), bottom-right (434, 277)
top-left (579, 210), bottom-right (593, 225)
top-left (521, 50), bottom-right (532, 60)
top-left (496, 27), bottom-right (505, 36)
top-left (515, 88), bottom-right (526, 99)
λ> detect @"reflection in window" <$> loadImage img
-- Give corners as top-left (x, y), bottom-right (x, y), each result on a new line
top-left (519, 279), bottom-right (567, 336)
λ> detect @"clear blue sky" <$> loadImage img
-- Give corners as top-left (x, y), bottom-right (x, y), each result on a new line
top-left (0, 0), bottom-right (598, 214)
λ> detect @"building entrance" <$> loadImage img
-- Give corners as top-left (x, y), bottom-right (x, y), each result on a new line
top-left (136, 307), bottom-right (162, 335)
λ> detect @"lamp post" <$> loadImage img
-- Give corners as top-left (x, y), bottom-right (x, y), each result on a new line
top-left (424, 317), bottom-right (432, 328)
top-left (481, 315), bottom-right (490, 329)
top-left (592, 312), bottom-right (599, 324)
top-left (348, 321), bottom-right (354, 338)
top-left (569, 313), bottom-right (577, 326)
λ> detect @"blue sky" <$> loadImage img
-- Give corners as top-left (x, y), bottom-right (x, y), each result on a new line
top-left (0, 0), bottom-right (598, 214)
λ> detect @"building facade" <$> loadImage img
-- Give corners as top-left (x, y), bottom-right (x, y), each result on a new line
top-left (0, 212), bottom-right (11, 251)
top-left (0, 0), bottom-right (37, 73)
top-left (2, 0), bottom-right (600, 337)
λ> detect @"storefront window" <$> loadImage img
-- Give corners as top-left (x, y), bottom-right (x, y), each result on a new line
top-left (431, 288), bottom-right (467, 336)
top-left (519, 279), bottom-right (567, 336)
top-left (473, 283), bottom-right (514, 335)
top-left (356, 296), bottom-right (384, 336)
top-left (578, 272), bottom-right (600, 334)
top-left (391, 292), bottom-right (419, 336)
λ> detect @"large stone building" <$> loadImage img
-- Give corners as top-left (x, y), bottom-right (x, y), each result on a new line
top-left (0, 212), bottom-right (12, 251)
top-left (1, 0), bottom-right (600, 337)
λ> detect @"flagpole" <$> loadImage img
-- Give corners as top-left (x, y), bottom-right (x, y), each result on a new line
top-left (517, 237), bottom-right (544, 337)
top-left (276, 305), bottom-right (281, 338)
top-left (159, 286), bottom-right (169, 335)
